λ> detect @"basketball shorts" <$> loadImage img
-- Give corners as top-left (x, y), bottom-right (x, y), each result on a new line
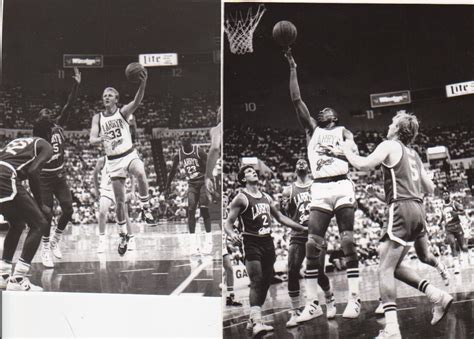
top-left (381, 200), bottom-right (426, 247)
top-left (106, 149), bottom-right (141, 179)
top-left (188, 180), bottom-right (209, 208)
top-left (310, 178), bottom-right (356, 213)
top-left (40, 171), bottom-right (72, 208)
top-left (446, 223), bottom-right (464, 234)
top-left (99, 187), bottom-right (116, 205)
top-left (242, 235), bottom-right (276, 266)
top-left (289, 234), bottom-right (308, 246)
top-left (0, 163), bottom-right (17, 203)
top-left (0, 183), bottom-right (48, 229)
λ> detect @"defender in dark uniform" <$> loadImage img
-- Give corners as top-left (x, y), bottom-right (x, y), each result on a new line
top-left (440, 190), bottom-right (467, 274)
top-left (224, 165), bottom-right (306, 337)
top-left (281, 159), bottom-right (336, 327)
top-left (340, 112), bottom-right (453, 338)
top-left (32, 67), bottom-right (81, 268)
top-left (166, 139), bottom-right (212, 254)
top-left (0, 134), bottom-right (53, 291)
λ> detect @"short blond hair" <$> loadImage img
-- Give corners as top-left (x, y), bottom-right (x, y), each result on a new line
top-left (393, 111), bottom-right (419, 144)
top-left (103, 87), bottom-right (119, 101)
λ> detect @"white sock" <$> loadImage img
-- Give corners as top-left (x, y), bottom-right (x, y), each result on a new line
top-left (289, 293), bottom-right (300, 310)
top-left (42, 236), bottom-right (50, 250)
top-left (347, 268), bottom-right (360, 297)
top-left (249, 306), bottom-right (262, 323)
top-left (52, 229), bottom-right (63, 244)
top-left (205, 232), bottom-right (212, 244)
top-left (384, 306), bottom-right (399, 333)
top-left (13, 259), bottom-right (30, 277)
top-left (0, 260), bottom-right (13, 274)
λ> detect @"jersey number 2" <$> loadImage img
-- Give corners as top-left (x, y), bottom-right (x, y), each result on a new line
top-left (3, 138), bottom-right (33, 155)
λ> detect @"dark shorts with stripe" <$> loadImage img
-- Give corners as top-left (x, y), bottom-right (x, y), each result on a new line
top-left (242, 235), bottom-right (276, 266)
top-left (40, 171), bottom-right (72, 209)
top-left (0, 169), bottom-right (17, 203)
top-left (381, 199), bottom-right (426, 246)
top-left (188, 179), bottom-right (209, 208)
top-left (0, 184), bottom-right (48, 231)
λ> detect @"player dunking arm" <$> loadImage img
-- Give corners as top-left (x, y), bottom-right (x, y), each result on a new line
top-left (166, 139), bottom-right (213, 254)
top-left (92, 156), bottom-right (136, 255)
top-left (0, 134), bottom-right (53, 291)
top-left (224, 165), bottom-right (306, 337)
top-left (90, 69), bottom-right (157, 253)
top-left (281, 159), bottom-right (336, 327)
top-left (440, 189), bottom-right (468, 274)
top-left (32, 67), bottom-right (80, 268)
top-left (337, 112), bottom-right (452, 338)
top-left (285, 49), bottom-right (361, 319)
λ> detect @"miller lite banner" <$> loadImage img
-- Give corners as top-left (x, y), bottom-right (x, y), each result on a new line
top-left (370, 90), bottom-right (411, 108)
top-left (445, 80), bottom-right (474, 98)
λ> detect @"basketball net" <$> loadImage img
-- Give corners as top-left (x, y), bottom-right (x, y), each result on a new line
top-left (224, 4), bottom-right (266, 55)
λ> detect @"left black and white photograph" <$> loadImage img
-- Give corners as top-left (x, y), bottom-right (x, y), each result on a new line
top-left (0, 0), bottom-right (222, 337)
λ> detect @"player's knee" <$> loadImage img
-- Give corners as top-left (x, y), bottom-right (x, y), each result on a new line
top-left (306, 235), bottom-right (326, 261)
top-left (341, 231), bottom-right (357, 257)
top-left (36, 216), bottom-right (49, 234)
top-left (61, 203), bottom-right (73, 219)
top-left (249, 272), bottom-right (263, 287)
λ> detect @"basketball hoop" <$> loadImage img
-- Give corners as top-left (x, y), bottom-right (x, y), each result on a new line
top-left (224, 4), bottom-right (266, 55)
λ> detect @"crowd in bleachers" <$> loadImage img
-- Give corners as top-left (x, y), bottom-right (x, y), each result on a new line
top-left (224, 124), bottom-right (473, 268)
top-left (0, 85), bottom-right (218, 226)
top-left (0, 87), bottom-right (218, 130)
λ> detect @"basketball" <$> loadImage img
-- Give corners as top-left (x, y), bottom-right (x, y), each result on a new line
top-left (272, 21), bottom-right (297, 47)
top-left (125, 62), bottom-right (146, 82)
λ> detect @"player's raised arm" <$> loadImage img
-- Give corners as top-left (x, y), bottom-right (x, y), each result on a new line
top-left (224, 194), bottom-right (245, 244)
top-left (285, 49), bottom-right (316, 138)
top-left (165, 154), bottom-right (180, 192)
top-left (269, 199), bottom-right (306, 232)
top-left (28, 139), bottom-right (53, 209)
top-left (93, 157), bottom-right (105, 197)
top-left (121, 69), bottom-right (147, 120)
top-left (56, 67), bottom-right (81, 126)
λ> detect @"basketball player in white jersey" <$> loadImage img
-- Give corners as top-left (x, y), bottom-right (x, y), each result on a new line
top-left (285, 49), bottom-right (361, 319)
top-left (89, 69), bottom-right (156, 252)
top-left (93, 156), bottom-right (136, 255)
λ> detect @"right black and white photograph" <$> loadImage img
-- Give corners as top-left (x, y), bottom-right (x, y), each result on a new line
top-left (222, 2), bottom-right (473, 338)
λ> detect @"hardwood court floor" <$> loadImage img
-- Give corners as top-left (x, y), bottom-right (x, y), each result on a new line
top-left (224, 258), bottom-right (474, 338)
top-left (1, 221), bottom-right (222, 296)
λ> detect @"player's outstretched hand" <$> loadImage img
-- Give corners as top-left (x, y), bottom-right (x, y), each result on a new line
top-left (138, 69), bottom-right (148, 83)
top-left (73, 67), bottom-right (81, 84)
top-left (100, 133), bottom-right (113, 143)
top-left (228, 231), bottom-right (241, 245)
top-left (205, 177), bottom-right (215, 197)
top-left (284, 47), bottom-right (297, 69)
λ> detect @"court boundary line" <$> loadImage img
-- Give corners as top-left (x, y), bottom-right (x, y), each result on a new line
top-left (170, 260), bottom-right (211, 296)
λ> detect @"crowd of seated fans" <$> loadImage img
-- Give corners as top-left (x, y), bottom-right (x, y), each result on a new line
top-left (0, 87), bottom-right (218, 130)
top-left (0, 87), bottom-right (217, 226)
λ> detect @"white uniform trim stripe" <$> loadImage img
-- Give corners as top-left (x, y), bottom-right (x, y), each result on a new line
top-left (42, 164), bottom-right (64, 172)
top-left (390, 168), bottom-right (397, 200)
top-left (0, 162), bottom-right (17, 203)
top-left (387, 203), bottom-right (406, 246)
